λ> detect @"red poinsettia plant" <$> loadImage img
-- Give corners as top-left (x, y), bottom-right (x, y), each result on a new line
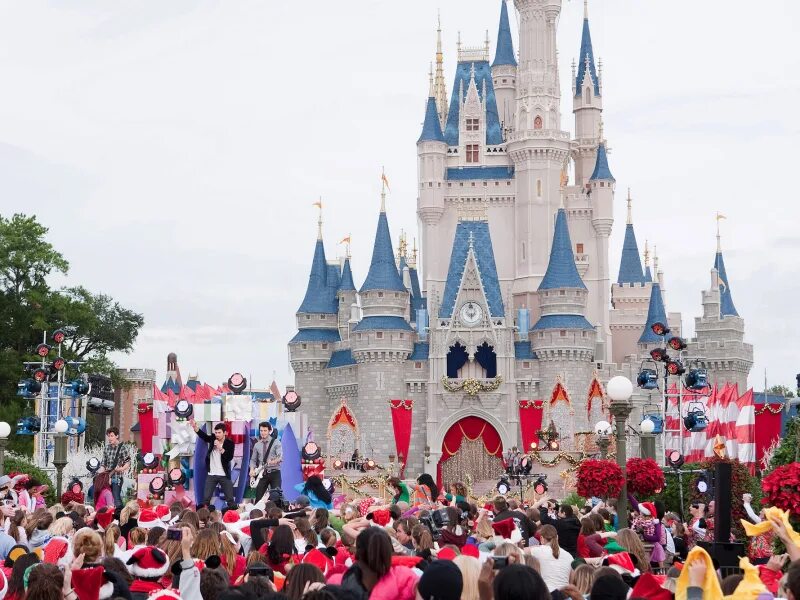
top-left (762, 462), bottom-right (800, 516)
top-left (577, 459), bottom-right (625, 499)
top-left (626, 458), bottom-right (666, 496)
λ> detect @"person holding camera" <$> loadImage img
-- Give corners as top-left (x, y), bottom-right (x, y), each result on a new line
top-left (192, 421), bottom-right (236, 509)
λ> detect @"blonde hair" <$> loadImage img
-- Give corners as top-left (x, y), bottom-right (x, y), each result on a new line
top-left (494, 542), bottom-right (524, 564)
top-left (191, 528), bottom-right (221, 561)
top-left (73, 528), bottom-right (104, 562)
top-left (475, 513), bottom-right (493, 541)
top-left (538, 524), bottom-right (560, 559)
top-left (569, 564), bottom-right (595, 595)
top-left (128, 527), bottom-right (146, 547)
top-left (104, 524), bottom-right (121, 557)
top-left (119, 500), bottom-right (140, 526)
top-left (49, 516), bottom-right (74, 537)
top-left (453, 555), bottom-right (480, 600)
top-left (219, 531), bottom-right (239, 577)
top-left (616, 528), bottom-right (650, 574)
top-left (523, 553), bottom-right (540, 572)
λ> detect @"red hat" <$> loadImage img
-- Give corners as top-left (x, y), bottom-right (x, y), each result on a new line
top-left (437, 548), bottom-right (458, 561)
top-left (483, 503), bottom-right (494, 512)
top-left (147, 590), bottom-right (181, 600)
top-left (95, 508), bottom-right (114, 531)
top-left (461, 544), bottom-right (480, 559)
top-left (607, 552), bottom-right (635, 574)
top-left (154, 504), bottom-right (170, 521)
top-left (42, 538), bottom-right (69, 564)
top-left (138, 510), bottom-right (160, 529)
top-left (222, 510), bottom-right (240, 524)
top-left (370, 509), bottom-right (391, 527)
top-left (302, 549), bottom-right (333, 575)
top-left (391, 555), bottom-right (424, 569)
top-left (241, 526), bottom-right (251, 537)
top-left (639, 502), bottom-right (657, 517)
top-left (630, 573), bottom-right (669, 600)
top-left (70, 565), bottom-right (113, 600)
top-left (491, 518), bottom-right (515, 539)
top-left (126, 546), bottom-right (170, 579)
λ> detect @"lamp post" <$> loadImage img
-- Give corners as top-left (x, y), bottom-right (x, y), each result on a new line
top-left (607, 376), bottom-right (634, 529)
top-left (0, 422), bottom-right (10, 476)
top-left (594, 420), bottom-right (612, 460)
top-left (53, 419), bottom-right (69, 498)
top-left (639, 419), bottom-right (656, 460)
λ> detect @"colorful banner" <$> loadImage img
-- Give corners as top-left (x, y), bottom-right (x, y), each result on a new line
top-left (389, 399), bottom-right (413, 476)
top-left (518, 400), bottom-right (544, 452)
top-left (755, 403), bottom-right (783, 467)
top-left (137, 402), bottom-right (154, 454)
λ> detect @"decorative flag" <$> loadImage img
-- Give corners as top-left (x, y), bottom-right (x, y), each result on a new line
top-left (339, 235), bottom-right (351, 245)
top-left (736, 389), bottom-right (756, 474)
top-left (312, 199), bottom-right (322, 209)
top-left (716, 212), bottom-right (727, 221)
top-left (381, 171), bottom-right (391, 191)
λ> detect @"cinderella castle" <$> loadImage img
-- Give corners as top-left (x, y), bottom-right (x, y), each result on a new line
top-left (288, 0), bottom-right (753, 486)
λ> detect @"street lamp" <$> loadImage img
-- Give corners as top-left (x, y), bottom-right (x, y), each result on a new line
top-left (0, 422), bottom-right (10, 476)
top-left (594, 420), bottom-right (612, 460)
top-left (639, 418), bottom-right (656, 460)
top-left (607, 376), bottom-right (634, 529)
top-left (53, 419), bottom-right (69, 499)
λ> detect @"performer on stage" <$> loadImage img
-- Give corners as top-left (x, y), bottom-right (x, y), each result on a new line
top-left (249, 421), bottom-right (282, 502)
top-left (192, 420), bottom-right (236, 508)
top-left (98, 426), bottom-right (129, 509)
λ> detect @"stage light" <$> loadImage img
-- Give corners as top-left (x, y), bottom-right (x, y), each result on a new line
top-left (497, 476), bottom-right (510, 495)
top-left (68, 379), bottom-right (90, 396)
top-left (142, 453), bottom-right (160, 470)
top-left (683, 404), bottom-right (708, 432)
top-left (52, 329), bottom-right (66, 344)
top-left (228, 372), bottom-right (248, 394)
top-left (651, 322), bottom-right (670, 336)
top-left (322, 478), bottom-right (335, 495)
top-left (86, 457), bottom-right (101, 474)
top-left (684, 368), bottom-right (708, 390)
top-left (642, 414), bottom-right (664, 434)
top-left (149, 476), bottom-right (166, 496)
top-left (668, 336), bottom-right (687, 351)
top-left (302, 442), bottom-right (321, 461)
top-left (174, 399), bottom-right (193, 419)
top-left (637, 369), bottom-right (659, 390)
top-left (667, 450), bottom-right (684, 469)
top-left (533, 476), bottom-right (548, 495)
top-left (17, 379), bottom-right (41, 397)
top-left (650, 348), bottom-right (668, 362)
top-left (332, 459), bottom-right (343, 470)
top-left (521, 456), bottom-right (532, 475)
top-left (52, 357), bottom-right (66, 372)
top-left (548, 440), bottom-right (560, 451)
top-left (696, 472), bottom-right (712, 495)
top-left (64, 416), bottom-right (86, 436)
top-left (283, 390), bottom-right (302, 412)
top-left (666, 360), bottom-right (685, 376)
top-left (365, 459), bottom-right (376, 471)
top-left (33, 368), bottom-right (48, 383)
top-left (35, 343), bottom-right (51, 358)
top-left (168, 467), bottom-right (186, 487)
top-left (16, 416), bottom-right (41, 436)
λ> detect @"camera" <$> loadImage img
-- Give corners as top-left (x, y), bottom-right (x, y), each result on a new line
top-left (492, 556), bottom-right (509, 569)
top-left (166, 528), bottom-right (182, 541)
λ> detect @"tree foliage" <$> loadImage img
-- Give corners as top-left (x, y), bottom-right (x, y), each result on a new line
top-left (767, 385), bottom-right (795, 399)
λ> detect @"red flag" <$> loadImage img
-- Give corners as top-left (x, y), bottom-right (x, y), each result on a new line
top-left (270, 380), bottom-right (282, 401)
top-left (166, 388), bottom-right (177, 408)
top-left (152, 383), bottom-right (167, 402)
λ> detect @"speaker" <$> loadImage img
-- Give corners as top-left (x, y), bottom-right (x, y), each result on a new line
top-left (714, 462), bottom-right (732, 543)
top-left (697, 541), bottom-right (745, 569)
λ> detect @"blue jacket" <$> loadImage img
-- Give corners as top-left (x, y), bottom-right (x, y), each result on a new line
top-left (293, 484), bottom-right (334, 509)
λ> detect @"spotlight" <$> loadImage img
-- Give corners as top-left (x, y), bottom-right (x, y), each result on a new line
top-left (666, 360), bottom-right (685, 376)
top-left (86, 457), bottom-right (101, 474)
top-left (365, 459), bottom-right (376, 470)
top-left (149, 476), bottom-right (166, 496)
top-left (668, 336), bottom-right (687, 351)
top-left (533, 476), bottom-right (548, 495)
top-left (322, 478), bottom-right (335, 495)
top-left (68, 379), bottom-right (90, 396)
top-left (64, 416), bottom-right (86, 436)
top-left (683, 403), bottom-right (708, 432)
top-left (332, 459), bottom-right (343, 470)
top-left (33, 368), bottom-right (48, 383)
top-left (684, 368), bottom-right (708, 390)
top-left (52, 357), bottom-right (67, 372)
top-left (174, 399), bottom-right (194, 419)
top-left (651, 322), bottom-right (670, 336)
top-left (548, 440), bottom-right (560, 451)
top-left (142, 453), bottom-right (160, 470)
top-left (52, 329), bottom-right (66, 344)
top-left (16, 416), bottom-right (41, 436)
top-left (497, 476), bottom-right (511, 495)
top-left (167, 467), bottom-right (186, 487)
top-left (35, 343), bottom-right (51, 358)
top-left (650, 348), bottom-right (668, 362)
top-left (17, 379), bottom-right (42, 397)
top-left (695, 472), bottom-right (712, 495)
top-left (302, 442), bottom-right (322, 462)
top-left (521, 456), bottom-right (532, 475)
top-left (282, 390), bottom-right (302, 412)
top-left (227, 372), bottom-right (248, 394)
top-left (637, 369), bottom-right (659, 390)
top-left (667, 450), bottom-right (684, 469)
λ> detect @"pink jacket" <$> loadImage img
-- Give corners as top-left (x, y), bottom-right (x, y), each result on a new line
top-left (370, 566), bottom-right (419, 600)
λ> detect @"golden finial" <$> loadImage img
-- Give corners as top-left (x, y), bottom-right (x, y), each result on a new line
top-left (643, 239), bottom-right (650, 268)
top-left (626, 188), bottom-right (633, 225)
top-left (598, 118), bottom-right (604, 143)
top-left (410, 238), bottom-right (418, 267)
top-left (653, 245), bottom-right (659, 274)
top-left (584, 0), bottom-right (589, 20)
top-left (429, 63), bottom-right (434, 96)
top-left (380, 167), bottom-right (390, 212)
top-left (312, 197), bottom-right (323, 240)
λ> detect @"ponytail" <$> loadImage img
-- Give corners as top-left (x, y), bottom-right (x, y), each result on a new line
top-left (549, 535), bottom-right (560, 559)
top-left (120, 501), bottom-right (139, 526)
top-left (539, 524), bottom-right (560, 559)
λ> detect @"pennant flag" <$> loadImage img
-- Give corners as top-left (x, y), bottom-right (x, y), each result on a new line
top-left (339, 235), bottom-right (351, 245)
top-left (716, 212), bottom-right (727, 221)
top-left (381, 171), bottom-right (391, 191)
top-left (736, 389), bottom-right (756, 474)
top-left (312, 199), bottom-right (322, 209)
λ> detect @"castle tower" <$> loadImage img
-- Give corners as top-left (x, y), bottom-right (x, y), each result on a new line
top-left (114, 368), bottom-right (155, 444)
top-left (338, 256), bottom-right (357, 342)
top-left (162, 352), bottom-right (183, 394)
top-left (572, 0), bottom-right (603, 185)
top-left (491, 0), bottom-right (517, 132)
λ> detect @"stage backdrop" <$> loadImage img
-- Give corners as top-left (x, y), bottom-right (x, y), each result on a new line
top-left (518, 400), bottom-right (544, 452)
top-left (389, 399), bottom-right (413, 476)
top-left (438, 416), bottom-right (504, 488)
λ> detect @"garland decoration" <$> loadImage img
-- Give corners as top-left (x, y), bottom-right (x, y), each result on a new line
top-left (755, 403), bottom-right (784, 415)
top-left (441, 376), bottom-right (503, 396)
top-left (626, 457), bottom-right (666, 496)
top-left (576, 459), bottom-right (625, 499)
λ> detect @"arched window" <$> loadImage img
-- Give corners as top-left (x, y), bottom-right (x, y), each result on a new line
top-left (537, 179), bottom-right (542, 197)
top-left (584, 87), bottom-right (591, 105)
top-left (446, 343), bottom-right (469, 378)
top-left (475, 342), bottom-right (497, 378)
top-left (534, 115), bottom-right (543, 129)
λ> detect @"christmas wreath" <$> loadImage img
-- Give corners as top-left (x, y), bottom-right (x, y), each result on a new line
top-left (762, 462), bottom-right (800, 516)
top-left (626, 458), bottom-right (665, 496)
top-left (576, 459), bottom-right (624, 499)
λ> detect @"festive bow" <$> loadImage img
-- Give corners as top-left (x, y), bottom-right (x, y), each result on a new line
top-left (224, 395), bottom-right (253, 422)
top-left (168, 421), bottom-right (197, 458)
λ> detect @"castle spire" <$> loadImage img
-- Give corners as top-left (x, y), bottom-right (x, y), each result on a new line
top-left (638, 282), bottom-right (668, 344)
top-left (434, 12), bottom-right (448, 129)
top-left (626, 188), bottom-right (633, 225)
top-left (539, 209), bottom-right (587, 290)
top-left (584, 0), bottom-right (589, 20)
top-left (298, 227), bottom-right (337, 314)
top-left (644, 240), bottom-right (653, 283)
top-left (418, 72), bottom-right (446, 144)
top-left (360, 189), bottom-right (406, 293)
top-left (493, 0), bottom-right (517, 67)
top-left (713, 214), bottom-right (739, 317)
top-left (575, 0), bottom-right (600, 97)
top-left (339, 256), bottom-right (356, 292)
top-left (617, 190), bottom-right (645, 285)
top-left (589, 139), bottom-right (614, 181)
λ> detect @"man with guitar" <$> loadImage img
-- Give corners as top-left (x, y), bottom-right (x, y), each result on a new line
top-left (98, 426), bottom-right (129, 509)
top-left (250, 421), bottom-right (282, 503)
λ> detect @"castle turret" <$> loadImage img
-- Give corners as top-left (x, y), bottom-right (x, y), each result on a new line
top-left (572, 0), bottom-right (603, 185)
top-left (638, 282), bottom-right (668, 347)
top-left (491, 0), bottom-right (517, 133)
top-left (338, 255), bottom-right (358, 341)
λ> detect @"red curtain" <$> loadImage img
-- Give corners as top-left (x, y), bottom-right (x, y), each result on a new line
top-left (138, 402), bottom-right (154, 454)
top-left (755, 403), bottom-right (783, 466)
top-left (389, 400), bottom-right (413, 477)
top-left (437, 417), bottom-right (503, 485)
top-left (518, 400), bottom-right (544, 451)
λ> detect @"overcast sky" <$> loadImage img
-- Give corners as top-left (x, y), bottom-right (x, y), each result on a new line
top-left (1, 1), bottom-right (797, 392)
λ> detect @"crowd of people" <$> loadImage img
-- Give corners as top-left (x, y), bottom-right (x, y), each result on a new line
top-left (0, 427), bottom-right (797, 600)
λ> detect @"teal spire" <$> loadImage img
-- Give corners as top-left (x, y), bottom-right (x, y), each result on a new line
top-left (590, 141), bottom-right (614, 181)
top-left (539, 209), bottom-right (587, 290)
top-left (339, 257), bottom-right (356, 292)
top-left (298, 239), bottom-right (337, 314)
top-left (639, 283), bottom-right (668, 344)
top-left (492, 0), bottom-right (517, 67)
top-left (617, 191), bottom-right (645, 284)
top-left (418, 96), bottom-right (445, 143)
top-left (360, 206), bottom-right (406, 293)
top-left (575, 0), bottom-right (600, 97)
top-left (714, 251), bottom-right (739, 318)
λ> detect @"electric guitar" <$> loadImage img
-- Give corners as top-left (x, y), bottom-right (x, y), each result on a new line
top-left (250, 465), bottom-right (266, 488)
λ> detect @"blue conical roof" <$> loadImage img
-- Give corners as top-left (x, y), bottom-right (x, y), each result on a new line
top-left (360, 211), bottom-right (406, 292)
top-left (644, 265), bottom-right (653, 283)
top-left (575, 16), bottom-right (600, 97)
top-left (339, 257), bottom-right (356, 292)
top-left (493, 0), bottom-right (517, 67)
top-left (418, 96), bottom-right (445, 143)
top-left (618, 224), bottom-right (645, 284)
top-left (714, 252), bottom-right (739, 317)
top-left (590, 142), bottom-right (614, 181)
top-left (298, 239), bottom-right (338, 314)
top-left (639, 283), bottom-right (668, 343)
top-left (539, 209), bottom-right (587, 290)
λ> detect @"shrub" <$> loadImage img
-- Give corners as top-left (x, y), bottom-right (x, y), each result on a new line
top-left (5, 454), bottom-right (57, 505)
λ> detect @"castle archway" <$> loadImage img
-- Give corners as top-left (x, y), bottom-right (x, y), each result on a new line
top-left (435, 413), bottom-right (508, 489)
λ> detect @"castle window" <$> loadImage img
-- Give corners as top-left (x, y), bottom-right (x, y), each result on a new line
top-left (537, 179), bottom-right (542, 197)
top-left (522, 361), bottom-right (531, 369)
top-left (399, 334), bottom-right (404, 339)
top-left (576, 243), bottom-right (584, 254)
top-left (378, 292), bottom-right (384, 298)
top-left (559, 290), bottom-right (566, 296)
top-left (395, 293), bottom-right (399, 298)
top-left (582, 331), bottom-right (587, 337)
top-left (302, 343), bottom-right (308, 350)
top-left (584, 87), bottom-right (591, 105)
top-left (376, 331), bottom-right (384, 339)
top-left (466, 118), bottom-right (479, 131)
top-left (466, 144), bottom-right (479, 163)
top-left (534, 115), bottom-right (543, 129)
top-left (321, 343), bottom-right (328, 349)
top-left (502, 78), bottom-right (507, 83)
top-left (560, 330), bottom-right (567, 337)
top-left (305, 315), bottom-right (311, 320)
top-left (415, 361), bottom-right (423, 369)
top-left (320, 314), bottom-right (326, 320)
top-left (357, 333), bottom-right (362, 340)
top-left (521, 242), bottom-right (526, 260)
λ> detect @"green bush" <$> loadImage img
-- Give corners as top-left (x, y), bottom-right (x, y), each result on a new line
top-left (769, 416), bottom-right (799, 470)
top-left (4, 455), bottom-right (57, 505)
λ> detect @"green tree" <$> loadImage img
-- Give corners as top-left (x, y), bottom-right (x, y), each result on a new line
top-left (767, 385), bottom-right (795, 398)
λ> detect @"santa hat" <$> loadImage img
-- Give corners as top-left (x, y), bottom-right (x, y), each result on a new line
top-left (71, 565), bottom-right (114, 600)
top-left (222, 510), bottom-right (240, 524)
top-left (437, 547), bottom-right (457, 561)
top-left (43, 538), bottom-right (69, 564)
top-left (606, 552), bottom-right (636, 575)
top-left (631, 573), bottom-right (671, 600)
top-left (369, 509), bottom-right (391, 527)
top-left (461, 544), bottom-right (480, 559)
top-left (126, 547), bottom-right (170, 579)
top-left (302, 549), bottom-right (333, 575)
top-left (138, 510), bottom-right (160, 529)
top-left (147, 589), bottom-right (181, 600)
top-left (241, 526), bottom-right (251, 537)
top-left (95, 509), bottom-right (114, 531)
top-left (639, 502), bottom-right (657, 517)
top-left (491, 518), bottom-right (515, 539)
top-left (154, 505), bottom-right (170, 521)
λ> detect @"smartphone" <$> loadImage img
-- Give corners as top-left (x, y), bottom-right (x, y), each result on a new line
top-left (166, 528), bottom-right (182, 541)
top-left (491, 556), bottom-right (509, 569)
